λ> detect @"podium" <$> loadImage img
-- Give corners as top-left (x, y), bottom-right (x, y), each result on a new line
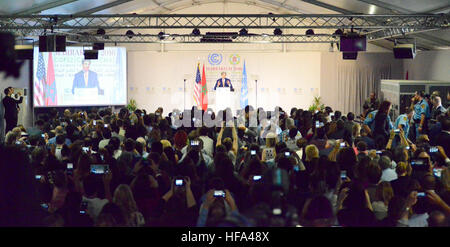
top-left (215, 87), bottom-right (235, 113)
top-left (72, 88), bottom-right (106, 105)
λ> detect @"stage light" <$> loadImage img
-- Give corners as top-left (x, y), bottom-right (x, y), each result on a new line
top-left (97, 29), bottom-right (106, 35)
top-left (192, 28), bottom-right (200, 36)
top-left (126, 30), bottom-right (134, 39)
top-left (158, 31), bottom-right (168, 40)
top-left (333, 29), bottom-right (344, 36)
top-left (273, 28), bottom-right (282, 36)
top-left (239, 28), bottom-right (248, 36)
top-left (305, 29), bottom-right (314, 36)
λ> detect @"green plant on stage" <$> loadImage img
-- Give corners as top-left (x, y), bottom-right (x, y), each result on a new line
top-left (308, 96), bottom-right (325, 112)
top-left (127, 99), bottom-right (137, 112)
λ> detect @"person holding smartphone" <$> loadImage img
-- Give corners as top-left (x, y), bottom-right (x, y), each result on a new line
top-left (196, 189), bottom-right (239, 227)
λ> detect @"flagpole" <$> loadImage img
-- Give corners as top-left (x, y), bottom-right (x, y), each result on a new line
top-left (183, 78), bottom-right (186, 110)
top-left (255, 79), bottom-right (258, 110)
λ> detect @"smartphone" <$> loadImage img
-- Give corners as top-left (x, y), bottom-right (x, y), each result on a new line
top-left (394, 129), bottom-right (400, 133)
top-left (250, 150), bottom-right (256, 156)
top-left (376, 151), bottom-right (382, 154)
top-left (340, 142), bottom-right (345, 148)
top-left (80, 201), bottom-right (88, 215)
top-left (40, 203), bottom-right (49, 210)
top-left (285, 151), bottom-right (290, 157)
top-left (340, 170), bottom-right (347, 179)
top-left (429, 146), bottom-right (438, 153)
top-left (175, 179), bottom-right (184, 186)
top-left (315, 121), bottom-right (320, 128)
top-left (93, 120), bottom-right (96, 126)
top-left (294, 166), bottom-right (300, 172)
top-left (417, 192), bottom-right (426, 198)
top-left (190, 140), bottom-right (199, 146)
top-left (252, 175), bottom-right (262, 181)
top-left (104, 124), bottom-right (108, 128)
top-left (15, 141), bottom-right (21, 145)
top-left (90, 164), bottom-right (109, 175)
top-left (433, 168), bottom-right (443, 178)
top-left (67, 163), bottom-right (73, 175)
top-left (272, 208), bottom-right (282, 215)
top-left (41, 134), bottom-right (45, 138)
top-left (406, 146), bottom-right (410, 150)
top-left (35, 175), bottom-right (42, 180)
top-left (82, 147), bottom-right (89, 153)
top-left (213, 190), bottom-right (226, 198)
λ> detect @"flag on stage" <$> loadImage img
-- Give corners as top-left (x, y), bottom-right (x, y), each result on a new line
top-left (194, 63), bottom-right (201, 108)
top-left (240, 60), bottom-right (248, 109)
top-left (45, 52), bottom-right (57, 106)
top-left (201, 64), bottom-right (208, 111)
top-left (34, 53), bottom-right (46, 106)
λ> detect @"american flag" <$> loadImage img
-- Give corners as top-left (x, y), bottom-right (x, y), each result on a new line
top-left (34, 53), bottom-right (46, 106)
top-left (193, 63), bottom-right (201, 109)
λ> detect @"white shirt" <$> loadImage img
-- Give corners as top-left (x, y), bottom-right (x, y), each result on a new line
top-left (199, 135), bottom-right (214, 157)
top-left (381, 168), bottom-right (398, 182)
top-left (372, 201), bottom-right (388, 220)
top-left (82, 196), bottom-right (109, 221)
top-left (408, 213), bottom-right (429, 227)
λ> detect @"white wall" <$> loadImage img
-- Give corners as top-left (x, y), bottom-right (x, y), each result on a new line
top-left (403, 50), bottom-right (450, 81)
top-left (127, 51), bottom-right (321, 112)
top-left (0, 60), bottom-right (32, 138)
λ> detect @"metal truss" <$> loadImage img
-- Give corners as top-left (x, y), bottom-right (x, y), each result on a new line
top-left (1, 14), bottom-right (448, 43)
top-left (65, 33), bottom-right (339, 43)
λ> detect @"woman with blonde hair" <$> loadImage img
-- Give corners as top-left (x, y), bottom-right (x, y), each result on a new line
top-left (113, 184), bottom-right (145, 227)
top-left (372, 182), bottom-right (394, 220)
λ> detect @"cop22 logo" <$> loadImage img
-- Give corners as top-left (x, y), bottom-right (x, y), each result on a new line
top-left (229, 54), bottom-right (240, 65)
top-left (208, 53), bottom-right (222, 65)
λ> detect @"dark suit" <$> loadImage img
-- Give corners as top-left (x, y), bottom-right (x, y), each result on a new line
top-left (435, 131), bottom-right (450, 157)
top-left (214, 78), bottom-right (234, 91)
top-left (2, 95), bottom-right (23, 133)
top-left (72, 70), bottom-right (103, 95)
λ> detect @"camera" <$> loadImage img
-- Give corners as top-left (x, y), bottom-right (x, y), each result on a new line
top-left (417, 192), bottom-right (426, 198)
top-left (93, 120), bottom-right (96, 126)
top-left (285, 151), bottom-right (290, 157)
top-left (35, 175), bottom-right (42, 180)
top-left (213, 190), bottom-right (226, 198)
top-left (104, 124), bottom-right (108, 128)
top-left (340, 170), bottom-right (347, 179)
top-left (190, 140), bottom-right (199, 146)
top-left (250, 150), bottom-right (256, 156)
top-left (90, 164), bottom-right (109, 175)
top-left (394, 129), bottom-right (400, 133)
top-left (67, 163), bottom-right (73, 175)
top-left (315, 121), bottom-right (320, 128)
top-left (429, 146), bottom-right (438, 153)
top-left (252, 175), bottom-right (262, 181)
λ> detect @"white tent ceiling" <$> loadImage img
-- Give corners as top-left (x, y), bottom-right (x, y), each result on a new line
top-left (1, 0), bottom-right (449, 49)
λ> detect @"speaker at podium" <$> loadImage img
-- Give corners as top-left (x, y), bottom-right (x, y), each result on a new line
top-left (215, 87), bottom-right (236, 113)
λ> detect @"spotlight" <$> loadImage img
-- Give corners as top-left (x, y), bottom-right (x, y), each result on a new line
top-left (158, 31), bottom-right (166, 40)
top-left (126, 30), bottom-right (134, 39)
top-left (305, 29), bottom-right (314, 36)
top-left (192, 28), bottom-right (200, 36)
top-left (239, 28), bottom-right (248, 36)
top-left (333, 29), bottom-right (344, 36)
top-left (97, 28), bottom-right (106, 35)
top-left (268, 12), bottom-right (276, 22)
top-left (273, 28), bottom-right (282, 36)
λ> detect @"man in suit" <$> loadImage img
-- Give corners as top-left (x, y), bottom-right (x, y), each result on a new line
top-left (2, 87), bottom-right (23, 134)
top-left (213, 72), bottom-right (234, 91)
top-left (72, 60), bottom-right (104, 95)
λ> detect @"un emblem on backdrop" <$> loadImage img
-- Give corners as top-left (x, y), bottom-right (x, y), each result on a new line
top-left (208, 53), bottom-right (222, 65)
top-left (229, 54), bottom-right (240, 65)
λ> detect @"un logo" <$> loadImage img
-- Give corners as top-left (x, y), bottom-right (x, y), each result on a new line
top-left (208, 53), bottom-right (222, 65)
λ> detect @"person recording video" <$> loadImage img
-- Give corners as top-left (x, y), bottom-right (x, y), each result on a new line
top-left (2, 87), bottom-right (23, 133)
top-left (72, 60), bottom-right (104, 95)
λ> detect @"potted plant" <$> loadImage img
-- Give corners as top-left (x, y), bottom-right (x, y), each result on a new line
top-left (308, 96), bottom-right (324, 112)
top-left (127, 99), bottom-right (137, 112)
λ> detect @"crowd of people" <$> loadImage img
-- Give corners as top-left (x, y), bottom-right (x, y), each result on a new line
top-left (1, 90), bottom-right (449, 227)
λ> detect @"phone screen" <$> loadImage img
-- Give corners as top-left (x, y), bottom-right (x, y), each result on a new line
top-left (175, 179), bottom-right (184, 186)
top-left (35, 175), bottom-right (42, 180)
top-left (285, 151), bottom-right (290, 156)
top-left (41, 134), bottom-right (45, 138)
top-left (251, 150), bottom-right (256, 155)
top-left (340, 142), bottom-right (345, 147)
top-left (315, 121), bottom-right (320, 128)
top-left (93, 120), bottom-right (96, 125)
top-left (430, 147), bottom-right (438, 153)
top-left (433, 168), bottom-right (442, 178)
top-left (340, 170), bottom-right (347, 179)
top-left (90, 164), bottom-right (109, 174)
top-left (417, 192), bottom-right (425, 197)
top-left (253, 175), bottom-right (262, 181)
top-left (213, 190), bottom-right (226, 197)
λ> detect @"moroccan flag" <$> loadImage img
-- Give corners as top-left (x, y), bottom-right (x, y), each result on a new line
top-left (45, 52), bottom-right (57, 105)
top-left (201, 64), bottom-right (208, 111)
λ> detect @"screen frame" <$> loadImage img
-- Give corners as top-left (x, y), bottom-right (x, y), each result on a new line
top-left (32, 46), bottom-right (128, 108)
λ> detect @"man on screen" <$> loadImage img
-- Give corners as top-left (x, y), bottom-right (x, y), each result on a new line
top-left (72, 60), bottom-right (104, 95)
top-left (214, 72), bottom-right (234, 91)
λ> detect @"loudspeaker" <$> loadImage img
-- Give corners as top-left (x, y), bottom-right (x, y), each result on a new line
top-left (342, 52), bottom-right (358, 60)
top-left (14, 45), bottom-right (33, 60)
top-left (93, 43), bottom-right (104, 50)
top-left (39, 35), bottom-right (66, 52)
top-left (393, 44), bottom-right (416, 59)
top-left (84, 50), bottom-right (98, 60)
